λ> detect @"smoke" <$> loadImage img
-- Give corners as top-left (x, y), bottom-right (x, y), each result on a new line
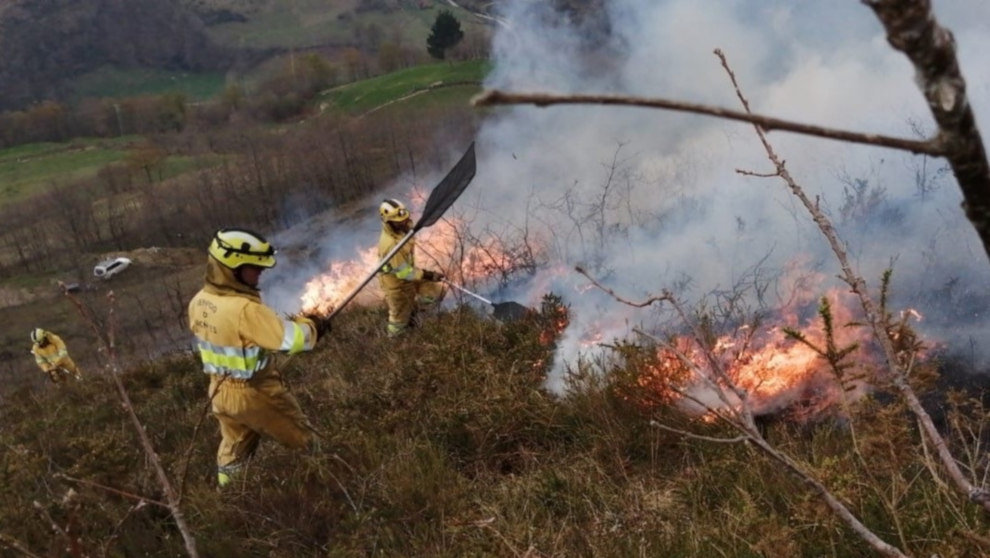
top-left (264, 0), bottom-right (990, 397)
top-left (466, 0), bottom-right (990, 391)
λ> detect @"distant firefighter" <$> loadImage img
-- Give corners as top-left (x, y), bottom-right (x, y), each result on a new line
top-left (377, 198), bottom-right (445, 336)
top-left (30, 328), bottom-right (82, 383)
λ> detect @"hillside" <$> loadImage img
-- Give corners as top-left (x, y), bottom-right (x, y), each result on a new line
top-left (2, 1), bottom-right (990, 555)
top-left (0, 0), bottom-right (236, 112)
top-left (2, 287), bottom-right (990, 556)
top-left (0, 0), bottom-right (498, 112)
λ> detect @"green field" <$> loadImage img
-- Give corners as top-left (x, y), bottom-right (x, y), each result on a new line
top-left (1, 60), bottom-right (489, 207)
top-left (319, 60), bottom-right (490, 114)
top-left (72, 67), bottom-right (228, 102)
top-left (0, 138), bottom-right (215, 205)
top-left (0, 138), bottom-right (131, 201)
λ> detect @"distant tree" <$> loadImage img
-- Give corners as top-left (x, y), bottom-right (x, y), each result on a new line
top-left (302, 53), bottom-right (337, 92)
top-left (221, 83), bottom-right (244, 112)
top-left (378, 41), bottom-right (403, 73)
top-left (127, 141), bottom-right (167, 183)
top-left (342, 47), bottom-right (368, 81)
top-left (426, 10), bottom-right (463, 61)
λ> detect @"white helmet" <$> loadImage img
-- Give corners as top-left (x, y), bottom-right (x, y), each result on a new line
top-left (30, 328), bottom-right (47, 343)
top-left (379, 198), bottom-right (410, 223)
top-left (208, 228), bottom-right (277, 270)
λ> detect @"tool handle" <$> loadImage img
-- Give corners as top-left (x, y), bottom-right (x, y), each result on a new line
top-left (443, 279), bottom-right (493, 305)
top-left (326, 230), bottom-right (415, 320)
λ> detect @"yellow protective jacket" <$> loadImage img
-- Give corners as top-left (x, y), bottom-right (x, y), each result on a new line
top-left (188, 258), bottom-right (317, 380)
top-left (32, 332), bottom-right (71, 372)
top-left (377, 223), bottom-right (425, 293)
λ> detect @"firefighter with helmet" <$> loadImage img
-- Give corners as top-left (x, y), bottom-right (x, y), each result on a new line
top-left (188, 228), bottom-right (333, 488)
top-left (30, 328), bottom-right (82, 383)
top-left (377, 198), bottom-right (445, 336)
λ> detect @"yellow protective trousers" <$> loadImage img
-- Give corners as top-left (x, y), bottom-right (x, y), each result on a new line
top-left (209, 372), bottom-right (314, 475)
top-left (47, 357), bottom-right (82, 383)
top-left (385, 280), bottom-right (444, 335)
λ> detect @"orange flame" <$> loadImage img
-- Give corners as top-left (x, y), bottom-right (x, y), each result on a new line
top-left (298, 192), bottom-right (530, 316)
top-left (635, 288), bottom-right (926, 422)
top-left (299, 247), bottom-right (380, 315)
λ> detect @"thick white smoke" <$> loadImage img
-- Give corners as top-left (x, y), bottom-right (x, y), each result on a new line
top-left (265, 1), bottom-right (990, 395)
top-left (466, 0), bottom-right (990, 391)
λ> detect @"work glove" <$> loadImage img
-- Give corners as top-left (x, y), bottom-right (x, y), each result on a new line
top-left (303, 313), bottom-right (333, 337)
top-left (421, 269), bottom-right (445, 282)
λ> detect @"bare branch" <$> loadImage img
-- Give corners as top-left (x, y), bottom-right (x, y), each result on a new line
top-left (55, 473), bottom-right (168, 509)
top-left (745, 436), bottom-right (909, 558)
top-left (62, 290), bottom-right (200, 557)
top-left (574, 265), bottom-right (672, 307)
top-left (717, 47), bottom-right (990, 512)
top-left (737, 169), bottom-right (780, 178)
top-left (0, 533), bottom-right (43, 558)
top-left (472, 90), bottom-right (942, 156)
top-left (649, 420), bottom-right (748, 444)
top-left (475, 1), bottom-right (990, 263)
top-left (864, 0), bottom-right (990, 260)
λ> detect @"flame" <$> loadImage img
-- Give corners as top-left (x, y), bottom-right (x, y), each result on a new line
top-left (299, 247), bottom-right (380, 315)
top-left (634, 288), bottom-right (927, 422)
top-left (299, 191), bottom-right (534, 316)
top-left (539, 303), bottom-right (569, 346)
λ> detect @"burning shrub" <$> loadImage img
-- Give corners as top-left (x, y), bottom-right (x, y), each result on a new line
top-left (536, 293), bottom-right (569, 347)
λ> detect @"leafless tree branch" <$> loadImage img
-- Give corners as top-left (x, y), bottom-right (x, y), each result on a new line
top-left (574, 265), bottom-right (672, 308)
top-left (583, 267), bottom-right (909, 557)
top-left (472, 90), bottom-right (942, 156)
top-left (474, 0), bottom-right (990, 262)
top-left (55, 473), bottom-right (168, 509)
top-left (864, 0), bottom-right (990, 260)
top-left (0, 533), bottom-right (43, 558)
top-left (716, 46), bottom-right (990, 513)
top-left (62, 288), bottom-right (200, 557)
top-left (648, 420), bottom-right (747, 443)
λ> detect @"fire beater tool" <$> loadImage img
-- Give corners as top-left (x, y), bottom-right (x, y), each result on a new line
top-left (443, 279), bottom-right (531, 321)
top-left (325, 142), bottom-right (477, 320)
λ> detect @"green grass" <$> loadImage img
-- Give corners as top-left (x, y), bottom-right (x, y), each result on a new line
top-left (0, 138), bottom-right (222, 206)
top-left (318, 60), bottom-right (490, 115)
top-left (0, 138), bottom-right (133, 201)
top-left (72, 67), bottom-right (227, 101)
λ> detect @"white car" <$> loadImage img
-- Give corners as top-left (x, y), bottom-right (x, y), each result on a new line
top-left (93, 257), bottom-right (132, 280)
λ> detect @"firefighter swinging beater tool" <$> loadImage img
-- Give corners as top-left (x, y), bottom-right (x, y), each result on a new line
top-left (325, 142), bottom-right (477, 320)
top-left (442, 279), bottom-right (531, 321)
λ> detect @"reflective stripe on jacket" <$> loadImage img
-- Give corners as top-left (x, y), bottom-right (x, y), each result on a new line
top-left (188, 259), bottom-right (317, 380)
top-left (32, 333), bottom-right (70, 371)
top-left (377, 224), bottom-right (423, 292)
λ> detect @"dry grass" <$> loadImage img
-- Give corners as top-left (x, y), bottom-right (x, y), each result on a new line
top-left (1, 296), bottom-right (989, 556)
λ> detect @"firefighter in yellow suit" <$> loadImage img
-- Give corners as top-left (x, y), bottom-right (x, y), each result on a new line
top-left (188, 228), bottom-right (333, 488)
top-left (377, 199), bottom-right (445, 337)
top-left (30, 328), bottom-right (82, 383)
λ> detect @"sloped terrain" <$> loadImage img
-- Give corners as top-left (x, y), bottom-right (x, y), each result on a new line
top-left (0, 0), bottom-right (234, 111)
top-left (2, 295), bottom-right (989, 556)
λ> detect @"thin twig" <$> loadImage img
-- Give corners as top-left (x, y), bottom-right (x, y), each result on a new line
top-left (62, 289), bottom-right (200, 557)
top-left (56, 474), bottom-right (168, 508)
top-left (575, 265), bottom-right (672, 307)
top-left (648, 420), bottom-right (748, 443)
top-left (0, 533), bottom-right (44, 558)
top-left (717, 45), bottom-right (990, 512)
